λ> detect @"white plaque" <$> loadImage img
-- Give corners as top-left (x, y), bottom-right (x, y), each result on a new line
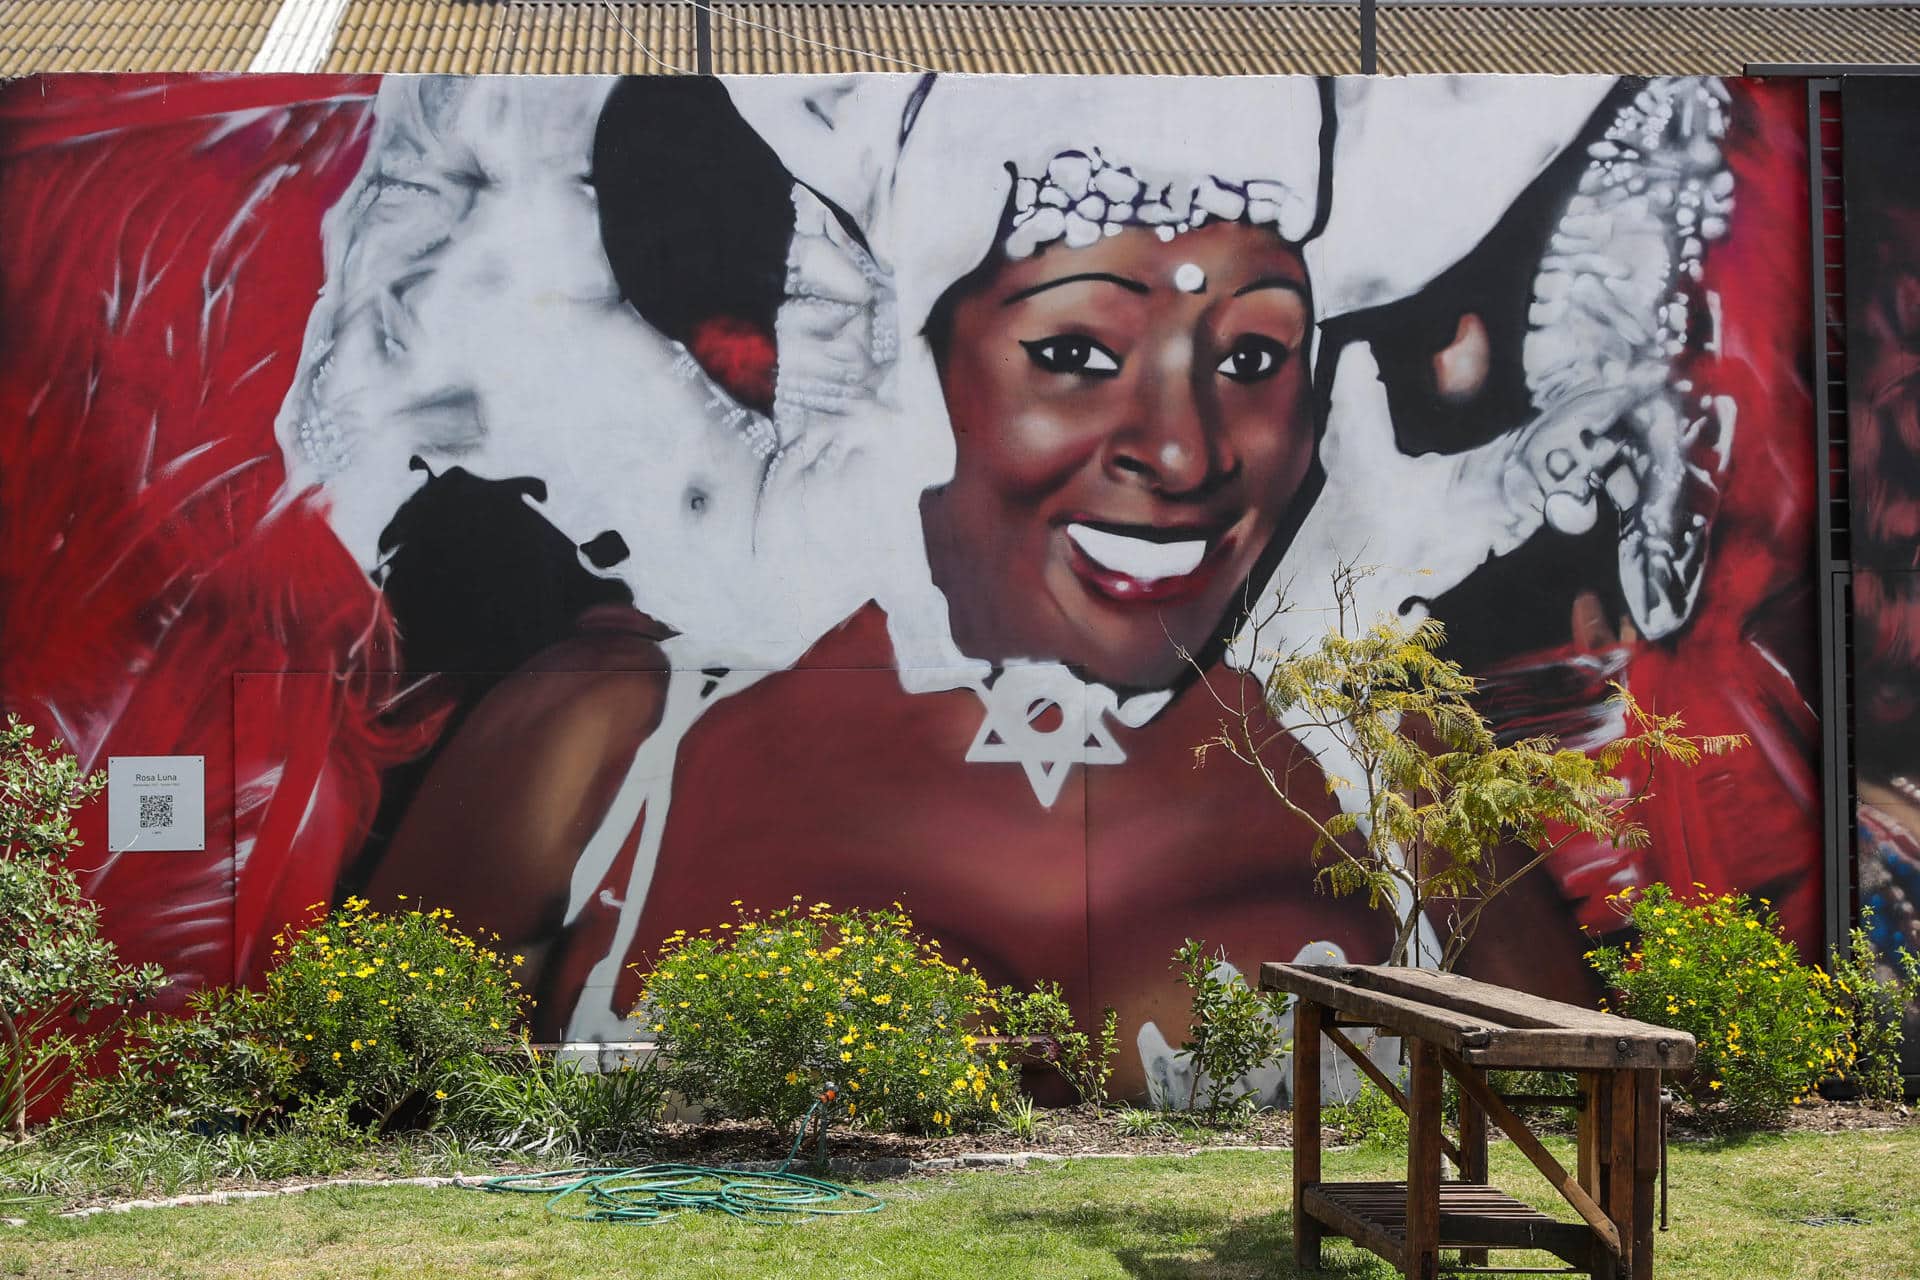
top-left (107, 756), bottom-right (205, 852)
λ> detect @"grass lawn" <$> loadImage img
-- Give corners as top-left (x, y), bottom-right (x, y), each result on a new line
top-left (2, 1128), bottom-right (1915, 1279)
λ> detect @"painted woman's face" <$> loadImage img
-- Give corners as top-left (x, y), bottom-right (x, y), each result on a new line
top-left (922, 221), bottom-right (1317, 691)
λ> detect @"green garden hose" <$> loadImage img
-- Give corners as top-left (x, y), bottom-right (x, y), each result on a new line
top-left (474, 1092), bottom-right (884, 1225)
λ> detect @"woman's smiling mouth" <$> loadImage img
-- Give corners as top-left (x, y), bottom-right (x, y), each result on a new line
top-left (1062, 520), bottom-right (1233, 604)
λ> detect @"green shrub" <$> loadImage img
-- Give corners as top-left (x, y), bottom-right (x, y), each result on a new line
top-left (70, 987), bottom-right (295, 1133)
top-left (266, 896), bottom-right (528, 1130)
top-left (0, 716), bottom-right (166, 1139)
top-left (1171, 939), bottom-right (1288, 1119)
top-left (634, 901), bottom-right (1013, 1135)
top-left (1325, 1078), bottom-right (1409, 1149)
top-left (1588, 883), bottom-right (1851, 1126)
top-left (283, 1091), bottom-right (376, 1152)
top-left (1828, 909), bottom-right (1920, 1105)
top-left (998, 981), bottom-right (1119, 1105)
top-left (442, 1050), bottom-right (665, 1161)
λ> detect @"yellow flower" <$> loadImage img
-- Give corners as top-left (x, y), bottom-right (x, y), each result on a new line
top-left (512, 954), bottom-right (525, 966)
top-left (990, 1096), bottom-right (1000, 1113)
top-left (840, 1051), bottom-right (853, 1062)
top-left (332, 1051), bottom-right (342, 1062)
top-left (434, 1090), bottom-right (448, 1101)
top-left (1709, 1080), bottom-right (1724, 1090)
top-left (327, 990), bottom-right (343, 1003)
top-left (351, 1040), bottom-right (363, 1051)
top-left (801, 980), bottom-right (815, 991)
top-left (872, 994), bottom-right (892, 1006)
top-left (1668, 958), bottom-right (1682, 968)
top-left (433, 967), bottom-right (445, 976)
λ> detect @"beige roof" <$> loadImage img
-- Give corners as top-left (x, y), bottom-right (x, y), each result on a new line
top-left (2, 0), bottom-right (283, 74)
top-left (4, 1), bottom-right (1920, 78)
top-left (324, 2), bottom-right (699, 74)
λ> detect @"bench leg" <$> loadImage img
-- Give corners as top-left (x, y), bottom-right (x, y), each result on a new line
top-left (1457, 1062), bottom-right (1489, 1267)
top-left (1405, 1039), bottom-right (1442, 1280)
top-left (1605, 1074), bottom-right (1635, 1280)
top-left (1293, 1000), bottom-right (1323, 1270)
top-left (1632, 1069), bottom-right (1660, 1280)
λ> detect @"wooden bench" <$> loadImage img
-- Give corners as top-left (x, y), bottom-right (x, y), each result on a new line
top-left (1260, 962), bottom-right (1695, 1280)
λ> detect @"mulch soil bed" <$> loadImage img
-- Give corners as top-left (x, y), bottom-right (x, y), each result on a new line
top-left (646, 1104), bottom-right (1294, 1167)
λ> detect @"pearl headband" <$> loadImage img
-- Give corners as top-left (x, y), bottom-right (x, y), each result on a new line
top-left (1002, 148), bottom-right (1312, 259)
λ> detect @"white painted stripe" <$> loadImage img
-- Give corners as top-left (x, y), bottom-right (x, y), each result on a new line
top-left (247, 0), bottom-right (353, 74)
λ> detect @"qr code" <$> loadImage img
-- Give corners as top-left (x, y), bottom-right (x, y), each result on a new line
top-left (138, 794), bottom-right (174, 830)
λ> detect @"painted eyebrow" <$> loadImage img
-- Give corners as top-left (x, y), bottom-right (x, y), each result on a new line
top-left (1232, 275), bottom-right (1310, 299)
top-left (1001, 272), bottom-right (1151, 306)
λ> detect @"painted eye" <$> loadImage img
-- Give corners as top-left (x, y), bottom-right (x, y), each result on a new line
top-left (1021, 336), bottom-right (1121, 377)
top-left (1217, 336), bottom-right (1289, 383)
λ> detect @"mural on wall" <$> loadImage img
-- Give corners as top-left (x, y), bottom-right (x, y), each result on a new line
top-left (1844, 75), bottom-right (1920, 1073)
top-left (0, 73), bottom-right (1821, 1099)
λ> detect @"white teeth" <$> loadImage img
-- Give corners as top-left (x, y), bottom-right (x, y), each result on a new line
top-left (1065, 523), bottom-right (1208, 582)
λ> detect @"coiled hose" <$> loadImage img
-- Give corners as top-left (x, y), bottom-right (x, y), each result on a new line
top-left (474, 1090), bottom-right (885, 1225)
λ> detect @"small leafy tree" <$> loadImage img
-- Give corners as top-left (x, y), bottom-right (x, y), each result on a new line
top-left (1173, 939), bottom-right (1288, 1118)
top-left (0, 716), bottom-right (166, 1140)
top-left (1194, 566), bottom-right (1746, 971)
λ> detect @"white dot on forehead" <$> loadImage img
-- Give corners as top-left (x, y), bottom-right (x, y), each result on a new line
top-left (1173, 263), bottom-right (1207, 294)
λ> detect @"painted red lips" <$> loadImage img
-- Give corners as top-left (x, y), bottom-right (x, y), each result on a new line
top-left (1061, 519), bottom-right (1235, 605)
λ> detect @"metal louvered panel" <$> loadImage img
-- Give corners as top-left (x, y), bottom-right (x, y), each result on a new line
top-left (1810, 78), bottom-right (1856, 960)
